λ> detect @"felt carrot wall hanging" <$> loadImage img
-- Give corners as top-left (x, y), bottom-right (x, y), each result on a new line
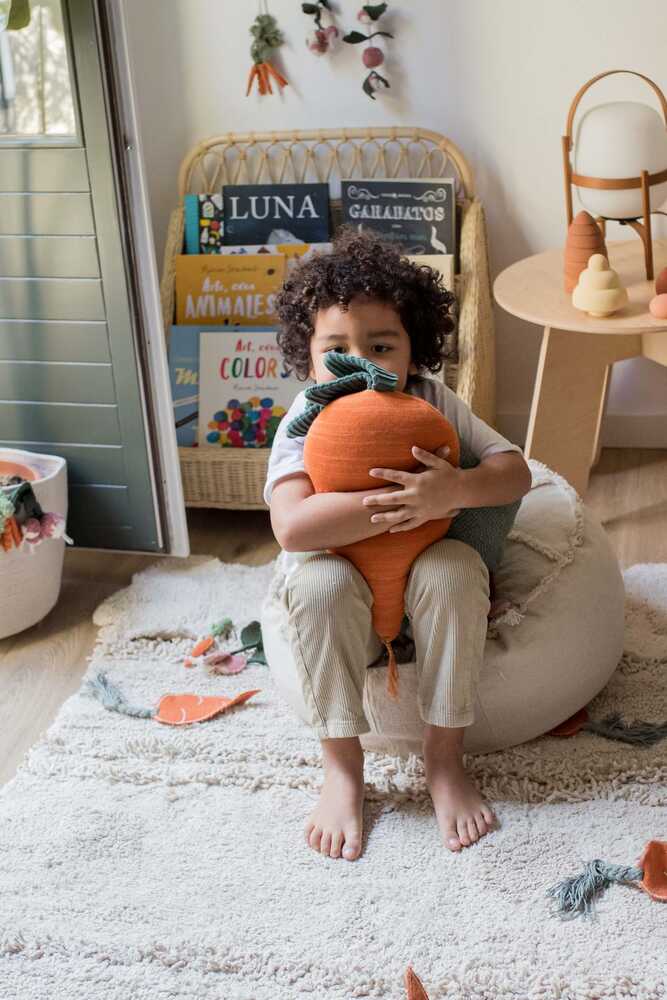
top-left (247, 4), bottom-right (289, 97)
top-left (343, 3), bottom-right (393, 99)
top-left (287, 352), bottom-right (460, 700)
top-left (547, 841), bottom-right (667, 919)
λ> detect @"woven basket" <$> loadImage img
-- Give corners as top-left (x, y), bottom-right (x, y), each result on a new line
top-left (160, 126), bottom-right (496, 509)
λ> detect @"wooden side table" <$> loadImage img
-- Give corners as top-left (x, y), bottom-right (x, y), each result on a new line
top-left (494, 240), bottom-right (667, 495)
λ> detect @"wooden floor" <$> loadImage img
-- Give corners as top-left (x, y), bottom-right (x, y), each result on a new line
top-left (1, 447), bottom-right (667, 787)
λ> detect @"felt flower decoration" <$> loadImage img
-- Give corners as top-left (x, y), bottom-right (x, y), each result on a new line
top-left (184, 620), bottom-right (266, 674)
top-left (343, 3), bottom-right (393, 99)
top-left (302, 0), bottom-right (339, 55)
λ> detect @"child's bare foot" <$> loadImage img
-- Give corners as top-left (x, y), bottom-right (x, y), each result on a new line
top-left (303, 736), bottom-right (365, 861)
top-left (423, 723), bottom-right (497, 852)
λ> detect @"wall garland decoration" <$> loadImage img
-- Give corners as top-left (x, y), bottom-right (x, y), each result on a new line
top-left (246, 2), bottom-right (289, 97)
top-left (343, 3), bottom-right (393, 99)
top-left (302, 0), bottom-right (340, 56)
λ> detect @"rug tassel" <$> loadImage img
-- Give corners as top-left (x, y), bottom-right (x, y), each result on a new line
top-left (384, 639), bottom-right (399, 701)
top-left (586, 712), bottom-right (667, 747)
top-left (546, 859), bottom-right (643, 919)
top-left (85, 671), bottom-right (155, 719)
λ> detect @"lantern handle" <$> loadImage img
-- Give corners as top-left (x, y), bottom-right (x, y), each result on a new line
top-left (565, 70), bottom-right (667, 150)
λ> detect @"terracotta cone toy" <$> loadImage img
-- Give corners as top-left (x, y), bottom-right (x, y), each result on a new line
top-left (564, 210), bottom-right (608, 293)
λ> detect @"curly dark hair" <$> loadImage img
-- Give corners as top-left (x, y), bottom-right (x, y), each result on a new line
top-left (274, 226), bottom-right (455, 380)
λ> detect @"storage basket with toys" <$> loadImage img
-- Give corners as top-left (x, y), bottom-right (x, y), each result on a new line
top-left (160, 126), bottom-right (497, 509)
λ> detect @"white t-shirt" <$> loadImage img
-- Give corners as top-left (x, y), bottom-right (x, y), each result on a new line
top-left (264, 374), bottom-right (523, 578)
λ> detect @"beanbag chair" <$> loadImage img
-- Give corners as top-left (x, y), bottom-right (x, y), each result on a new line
top-left (261, 460), bottom-right (625, 755)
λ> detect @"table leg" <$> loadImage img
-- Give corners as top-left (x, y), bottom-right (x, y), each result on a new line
top-left (524, 327), bottom-right (640, 495)
top-left (591, 363), bottom-right (611, 468)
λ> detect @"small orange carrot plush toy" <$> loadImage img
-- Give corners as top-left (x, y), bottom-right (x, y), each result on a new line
top-left (287, 352), bottom-right (460, 700)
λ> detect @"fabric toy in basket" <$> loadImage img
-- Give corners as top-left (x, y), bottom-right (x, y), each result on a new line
top-left (0, 481), bottom-right (70, 552)
top-left (286, 352), bottom-right (521, 700)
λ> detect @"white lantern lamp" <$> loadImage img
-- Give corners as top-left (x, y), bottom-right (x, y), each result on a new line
top-left (562, 69), bottom-right (667, 280)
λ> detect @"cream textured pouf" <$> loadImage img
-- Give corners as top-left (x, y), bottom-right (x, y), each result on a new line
top-left (261, 460), bottom-right (626, 755)
top-left (0, 448), bottom-right (68, 640)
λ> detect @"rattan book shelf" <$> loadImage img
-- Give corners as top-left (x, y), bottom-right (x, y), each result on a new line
top-left (160, 127), bottom-right (496, 509)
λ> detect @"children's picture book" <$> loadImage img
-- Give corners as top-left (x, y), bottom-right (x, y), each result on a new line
top-left (216, 241), bottom-right (331, 272)
top-left (184, 194), bottom-right (224, 254)
top-left (168, 325), bottom-right (204, 446)
top-left (222, 183), bottom-right (331, 246)
top-left (341, 178), bottom-right (456, 256)
top-left (175, 253), bottom-right (286, 326)
top-left (198, 328), bottom-right (305, 449)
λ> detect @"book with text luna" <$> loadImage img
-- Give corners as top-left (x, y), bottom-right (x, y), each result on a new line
top-left (175, 253), bottom-right (286, 326)
top-left (222, 183), bottom-right (331, 246)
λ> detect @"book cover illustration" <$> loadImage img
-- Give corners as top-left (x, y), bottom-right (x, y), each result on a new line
top-left (184, 194), bottom-right (224, 254)
top-left (198, 328), bottom-right (305, 449)
top-left (222, 183), bottom-right (331, 246)
top-left (217, 241), bottom-right (331, 273)
top-left (168, 325), bottom-right (204, 446)
top-left (175, 253), bottom-right (286, 326)
top-left (341, 178), bottom-right (456, 255)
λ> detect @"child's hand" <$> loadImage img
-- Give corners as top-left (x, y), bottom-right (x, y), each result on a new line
top-left (363, 445), bottom-right (463, 532)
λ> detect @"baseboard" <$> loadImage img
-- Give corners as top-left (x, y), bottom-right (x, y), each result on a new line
top-left (497, 411), bottom-right (667, 450)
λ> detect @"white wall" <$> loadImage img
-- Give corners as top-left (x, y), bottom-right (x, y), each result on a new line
top-left (124, 0), bottom-right (667, 446)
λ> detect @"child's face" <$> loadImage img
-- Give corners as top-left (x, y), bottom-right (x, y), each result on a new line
top-left (309, 296), bottom-right (416, 389)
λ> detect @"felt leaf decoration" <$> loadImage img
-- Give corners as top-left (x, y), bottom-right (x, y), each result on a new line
top-left (364, 2), bottom-right (388, 19)
top-left (241, 620), bottom-right (262, 647)
top-left (404, 967), bottom-right (430, 1000)
top-left (343, 30), bottom-right (367, 43)
top-left (247, 648), bottom-right (267, 666)
top-left (154, 690), bottom-right (260, 726)
top-left (363, 70), bottom-right (390, 100)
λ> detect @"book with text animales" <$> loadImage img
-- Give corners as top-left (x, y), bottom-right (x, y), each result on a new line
top-left (184, 194), bottom-right (224, 254)
top-left (222, 183), bottom-right (331, 246)
top-left (175, 254), bottom-right (286, 326)
top-left (341, 178), bottom-right (456, 255)
top-left (198, 328), bottom-right (304, 448)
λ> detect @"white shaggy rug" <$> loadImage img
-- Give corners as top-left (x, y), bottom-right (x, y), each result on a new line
top-left (0, 556), bottom-right (666, 1000)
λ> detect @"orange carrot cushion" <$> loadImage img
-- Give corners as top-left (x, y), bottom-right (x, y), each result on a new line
top-left (288, 353), bottom-right (460, 700)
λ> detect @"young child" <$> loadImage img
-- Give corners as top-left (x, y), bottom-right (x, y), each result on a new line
top-left (264, 229), bottom-right (532, 861)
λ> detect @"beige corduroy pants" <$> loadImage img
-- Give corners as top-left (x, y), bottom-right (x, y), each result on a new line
top-left (282, 538), bottom-right (491, 739)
